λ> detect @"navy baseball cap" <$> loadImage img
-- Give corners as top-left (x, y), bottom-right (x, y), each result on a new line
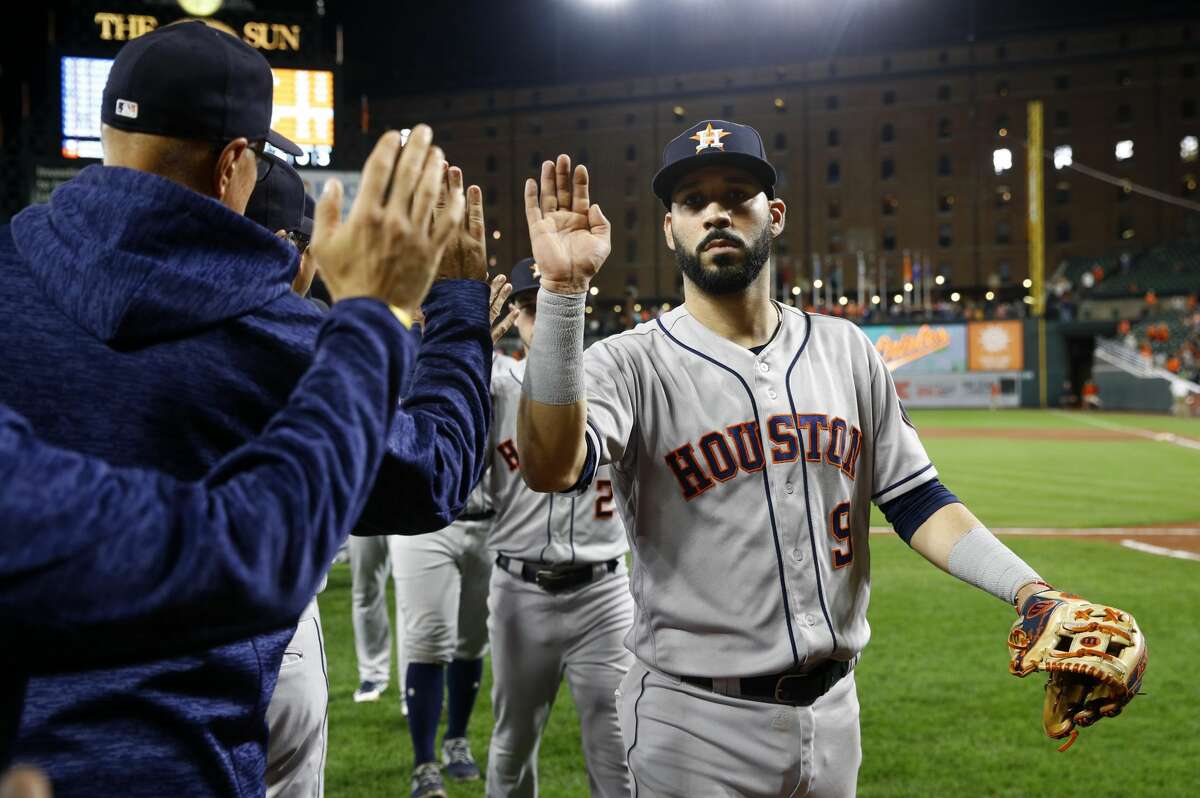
top-left (300, 194), bottom-right (315, 238)
top-left (245, 153), bottom-right (306, 234)
top-left (651, 119), bottom-right (776, 208)
top-left (102, 21), bottom-right (301, 156)
top-left (509, 258), bottom-right (540, 300)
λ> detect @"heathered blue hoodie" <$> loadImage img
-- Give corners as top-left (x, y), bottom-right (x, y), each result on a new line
top-left (0, 165), bottom-right (491, 796)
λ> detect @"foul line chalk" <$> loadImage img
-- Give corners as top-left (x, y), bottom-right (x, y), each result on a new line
top-left (1120, 539), bottom-right (1200, 561)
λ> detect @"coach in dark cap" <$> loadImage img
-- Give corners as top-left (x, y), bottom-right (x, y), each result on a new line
top-left (0, 18), bottom-right (493, 798)
top-left (245, 152), bottom-right (320, 298)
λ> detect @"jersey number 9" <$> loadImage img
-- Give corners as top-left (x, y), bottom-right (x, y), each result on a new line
top-left (829, 501), bottom-right (853, 569)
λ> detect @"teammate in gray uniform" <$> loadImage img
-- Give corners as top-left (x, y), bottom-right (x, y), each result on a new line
top-left (348, 535), bottom-right (407, 706)
top-left (484, 258), bottom-right (633, 798)
top-left (512, 121), bottom-right (1076, 797)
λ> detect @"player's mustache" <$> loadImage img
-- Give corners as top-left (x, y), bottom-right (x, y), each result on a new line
top-left (696, 230), bottom-right (745, 255)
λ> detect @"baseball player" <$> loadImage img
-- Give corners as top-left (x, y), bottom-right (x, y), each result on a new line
top-left (348, 534), bottom-right (407, 707)
top-left (511, 120), bottom-right (1140, 796)
top-left (484, 258), bottom-right (634, 797)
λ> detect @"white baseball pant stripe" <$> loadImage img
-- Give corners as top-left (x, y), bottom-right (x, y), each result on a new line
top-left (265, 599), bottom-right (329, 798)
top-left (486, 564), bottom-right (634, 798)
top-left (349, 534), bottom-right (406, 690)
top-left (616, 661), bottom-right (861, 798)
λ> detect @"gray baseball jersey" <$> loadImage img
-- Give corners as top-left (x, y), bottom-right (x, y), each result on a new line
top-left (580, 303), bottom-right (935, 678)
top-left (490, 354), bottom-right (627, 564)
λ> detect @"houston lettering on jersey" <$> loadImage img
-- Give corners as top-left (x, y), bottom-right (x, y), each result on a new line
top-left (664, 413), bottom-right (862, 500)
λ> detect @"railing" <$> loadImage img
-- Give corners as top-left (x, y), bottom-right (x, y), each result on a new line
top-left (1094, 339), bottom-right (1200, 395)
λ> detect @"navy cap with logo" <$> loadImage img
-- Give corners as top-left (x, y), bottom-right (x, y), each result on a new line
top-left (101, 21), bottom-right (301, 156)
top-left (244, 152), bottom-right (307, 235)
top-left (508, 257), bottom-right (540, 300)
top-left (651, 119), bottom-right (776, 208)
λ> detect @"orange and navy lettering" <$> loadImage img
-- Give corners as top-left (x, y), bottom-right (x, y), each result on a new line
top-left (594, 479), bottom-right (615, 520)
top-left (663, 415), bottom-right (864, 501)
top-left (497, 439), bottom-right (520, 471)
top-left (829, 501), bottom-right (853, 568)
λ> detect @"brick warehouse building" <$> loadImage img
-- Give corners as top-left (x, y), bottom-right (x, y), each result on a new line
top-left (372, 21), bottom-right (1200, 303)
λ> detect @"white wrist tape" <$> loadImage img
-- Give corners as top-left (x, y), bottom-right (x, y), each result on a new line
top-left (947, 526), bottom-right (1043, 605)
top-left (522, 289), bottom-right (586, 405)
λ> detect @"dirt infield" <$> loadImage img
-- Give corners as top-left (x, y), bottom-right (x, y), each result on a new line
top-left (921, 427), bottom-right (1137, 441)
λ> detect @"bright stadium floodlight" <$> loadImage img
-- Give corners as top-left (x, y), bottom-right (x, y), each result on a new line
top-left (813, 279), bottom-right (824, 289)
top-left (1115, 139), bottom-right (1134, 161)
top-left (633, 303), bottom-right (642, 312)
top-left (893, 294), bottom-right (904, 304)
top-left (935, 275), bottom-right (946, 285)
top-left (904, 282), bottom-right (913, 292)
top-left (950, 291), bottom-right (961, 302)
top-left (993, 148), bottom-right (1013, 175)
top-left (1022, 278), bottom-right (1033, 288)
top-left (871, 295), bottom-right (881, 304)
top-left (838, 296), bottom-right (848, 306)
top-left (1054, 145), bottom-right (1073, 170)
top-left (1023, 295), bottom-right (1034, 304)
top-left (791, 285), bottom-right (801, 296)
top-left (985, 290), bottom-right (996, 301)
top-left (1181, 135), bottom-right (1199, 163)
top-left (589, 286), bottom-right (599, 295)
top-left (613, 305), bottom-right (622, 313)
top-left (492, 230), bottom-right (502, 240)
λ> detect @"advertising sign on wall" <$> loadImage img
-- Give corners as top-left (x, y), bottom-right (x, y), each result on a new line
top-left (891, 374), bottom-right (1022, 408)
top-left (967, 320), bottom-right (1024, 372)
top-left (865, 324), bottom-right (968, 375)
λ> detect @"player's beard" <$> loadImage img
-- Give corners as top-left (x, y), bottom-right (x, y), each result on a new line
top-left (674, 222), bottom-right (773, 296)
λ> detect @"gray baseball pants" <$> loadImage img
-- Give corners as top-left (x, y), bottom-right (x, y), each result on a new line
top-left (265, 598), bottom-right (329, 798)
top-left (349, 534), bottom-right (407, 689)
top-left (486, 564), bottom-right (634, 798)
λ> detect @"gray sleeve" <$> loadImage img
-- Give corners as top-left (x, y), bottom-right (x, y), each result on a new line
top-left (583, 341), bottom-right (638, 471)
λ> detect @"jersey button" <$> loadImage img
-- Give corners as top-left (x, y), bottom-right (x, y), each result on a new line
top-left (784, 482), bottom-right (794, 494)
top-left (791, 548), bottom-right (803, 562)
top-left (767, 389), bottom-right (778, 400)
top-left (758, 361), bottom-right (770, 373)
top-left (805, 614), bottom-right (816, 626)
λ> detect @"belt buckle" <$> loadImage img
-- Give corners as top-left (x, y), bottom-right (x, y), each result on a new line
top-left (773, 673), bottom-right (809, 703)
top-left (534, 569), bottom-right (565, 590)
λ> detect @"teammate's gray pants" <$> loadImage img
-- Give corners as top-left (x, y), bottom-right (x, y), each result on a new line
top-left (615, 661), bottom-right (861, 798)
top-left (265, 598), bottom-right (329, 798)
top-left (486, 564), bottom-right (634, 798)
top-left (349, 534), bottom-right (406, 689)
top-left (391, 519), bottom-right (491, 664)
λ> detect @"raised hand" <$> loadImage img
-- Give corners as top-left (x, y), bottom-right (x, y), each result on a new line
top-left (488, 275), bottom-right (519, 344)
top-left (523, 154), bottom-right (611, 295)
top-left (436, 166), bottom-right (488, 282)
top-left (309, 125), bottom-right (464, 315)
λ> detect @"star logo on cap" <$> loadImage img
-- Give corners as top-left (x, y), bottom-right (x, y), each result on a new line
top-left (531, 263), bottom-right (542, 278)
top-left (690, 123), bottom-right (731, 154)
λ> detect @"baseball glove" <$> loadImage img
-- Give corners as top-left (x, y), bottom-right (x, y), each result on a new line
top-left (1007, 590), bottom-right (1147, 751)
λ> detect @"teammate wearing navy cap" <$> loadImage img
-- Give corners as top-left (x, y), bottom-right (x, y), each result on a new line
top-left (509, 119), bottom-right (1089, 796)
top-left (482, 257), bottom-right (633, 797)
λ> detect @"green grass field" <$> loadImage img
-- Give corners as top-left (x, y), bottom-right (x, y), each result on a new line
top-left (318, 409), bottom-right (1200, 797)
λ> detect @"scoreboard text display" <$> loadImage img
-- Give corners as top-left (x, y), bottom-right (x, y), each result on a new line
top-left (61, 57), bottom-right (334, 166)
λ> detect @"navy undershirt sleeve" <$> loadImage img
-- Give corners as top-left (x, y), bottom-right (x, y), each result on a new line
top-left (879, 478), bottom-right (960, 544)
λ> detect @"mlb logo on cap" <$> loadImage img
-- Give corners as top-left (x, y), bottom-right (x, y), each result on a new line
top-left (115, 99), bottom-right (139, 119)
top-left (651, 119), bottom-right (777, 208)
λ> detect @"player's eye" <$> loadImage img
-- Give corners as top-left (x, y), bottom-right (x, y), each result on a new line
top-left (682, 193), bottom-right (705, 208)
top-left (727, 189), bottom-right (749, 204)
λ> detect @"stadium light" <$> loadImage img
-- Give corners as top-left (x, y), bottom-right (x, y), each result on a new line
top-left (838, 296), bottom-right (848, 306)
top-left (633, 303), bottom-right (642, 312)
top-left (813, 279), bottom-right (824, 289)
top-left (871, 295), bottom-right (881, 305)
top-left (903, 282), bottom-right (913, 292)
top-left (992, 148), bottom-right (1013, 175)
top-left (1022, 278), bottom-right (1033, 288)
top-left (985, 290), bottom-right (995, 301)
top-left (1054, 145), bottom-right (1073, 170)
top-left (934, 275), bottom-right (945, 286)
top-left (1115, 140), bottom-right (1134, 161)
top-left (1181, 135), bottom-right (1199, 163)
top-left (613, 305), bottom-right (622, 313)
top-left (893, 294), bottom-right (904, 304)
top-left (661, 302), bottom-right (672, 311)
top-left (492, 230), bottom-right (502, 240)
top-left (589, 286), bottom-right (599, 295)
top-left (950, 291), bottom-right (961, 302)
top-left (1023, 295), bottom-right (1034, 304)
top-left (585, 306), bottom-right (594, 314)
top-left (791, 285), bottom-right (801, 296)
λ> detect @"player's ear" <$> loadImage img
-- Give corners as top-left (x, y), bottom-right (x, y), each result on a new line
top-left (768, 198), bottom-right (786, 238)
top-left (663, 212), bottom-right (676, 252)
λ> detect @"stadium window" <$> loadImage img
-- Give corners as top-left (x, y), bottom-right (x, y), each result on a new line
top-left (828, 62), bottom-right (839, 77)
top-left (722, 104), bottom-right (735, 118)
top-left (1183, 63), bottom-right (1197, 80)
top-left (1117, 216), bottom-right (1135, 240)
top-left (486, 154), bottom-right (497, 173)
top-left (1182, 99), bottom-right (1198, 120)
top-left (827, 128), bottom-right (840, 147)
top-left (578, 148), bottom-right (589, 164)
top-left (828, 229), bottom-right (844, 253)
top-left (882, 228), bottom-right (896, 251)
top-left (938, 51), bottom-right (950, 65)
top-left (995, 220), bottom-right (1011, 245)
top-left (1182, 135), bottom-right (1199, 162)
top-left (626, 145), bottom-right (637, 162)
top-left (532, 91), bottom-right (541, 105)
top-left (1056, 37), bottom-right (1068, 54)
top-left (1115, 105), bottom-right (1132, 126)
top-left (1115, 139), bottom-right (1134, 162)
top-left (1117, 183), bottom-right (1132, 203)
top-left (486, 94), bottom-right (496, 109)
top-left (827, 161), bottom-right (841, 184)
top-left (673, 78), bottom-right (684, 91)
top-left (625, 113), bottom-right (637, 126)
top-left (882, 57), bottom-right (892, 72)
top-left (828, 199), bottom-right (842, 219)
top-left (1054, 145), bottom-right (1073, 170)
top-left (774, 132), bottom-right (788, 151)
top-left (882, 89), bottom-right (896, 105)
top-left (672, 105), bottom-right (685, 120)
top-left (1056, 219), bottom-right (1072, 243)
top-left (1119, 32), bottom-right (1131, 48)
top-left (577, 118), bottom-right (589, 131)
top-left (1055, 74), bottom-right (1070, 91)
top-left (881, 194), bottom-right (898, 215)
top-left (937, 154), bottom-right (952, 176)
top-left (995, 113), bottom-right (1010, 137)
top-left (938, 193), bottom-right (956, 213)
top-left (624, 176), bottom-right (636, 198)
top-left (1055, 181), bottom-right (1071, 205)
top-left (881, 158), bottom-right (895, 180)
top-left (825, 95), bottom-right (839, 111)
top-left (995, 45), bottom-right (1007, 60)
top-left (626, 238), bottom-right (637, 263)
top-left (485, 186), bottom-right (497, 206)
top-left (1116, 68), bottom-right (1132, 86)
top-left (937, 84), bottom-right (951, 102)
top-left (995, 185), bottom-right (1013, 208)
top-left (530, 122), bottom-right (543, 136)
top-left (937, 118), bottom-right (952, 140)
top-left (881, 123), bottom-right (895, 143)
top-left (775, 166), bottom-right (788, 188)
top-left (938, 224), bottom-right (952, 248)
top-left (996, 80), bottom-right (1009, 97)
top-left (998, 262), bottom-right (1012, 283)
top-left (484, 125), bottom-right (497, 139)
top-left (1055, 110), bottom-right (1071, 129)
top-left (624, 207), bottom-right (637, 231)
top-left (774, 97), bottom-right (787, 113)
top-left (1183, 174), bottom-right (1198, 197)
top-left (530, 151), bottom-right (542, 169)
top-left (993, 148), bottom-right (1013, 175)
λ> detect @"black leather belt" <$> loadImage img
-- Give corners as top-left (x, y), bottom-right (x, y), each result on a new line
top-left (495, 555), bottom-right (618, 593)
top-left (458, 509), bottom-right (496, 522)
top-left (680, 659), bottom-right (851, 707)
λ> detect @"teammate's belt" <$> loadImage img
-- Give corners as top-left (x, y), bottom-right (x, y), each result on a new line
top-left (458, 509), bottom-right (496, 522)
top-left (679, 659), bottom-right (852, 707)
top-left (495, 555), bottom-right (618, 593)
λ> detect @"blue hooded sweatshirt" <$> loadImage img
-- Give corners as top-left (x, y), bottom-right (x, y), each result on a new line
top-left (0, 166), bottom-right (491, 796)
